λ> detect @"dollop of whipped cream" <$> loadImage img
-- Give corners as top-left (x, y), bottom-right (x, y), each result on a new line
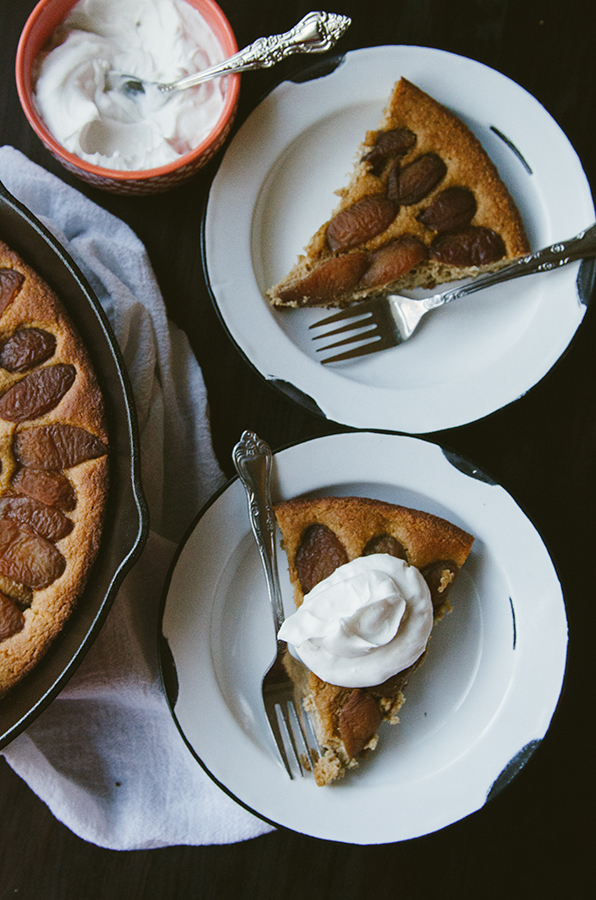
top-left (278, 554), bottom-right (433, 688)
top-left (33, 0), bottom-right (228, 171)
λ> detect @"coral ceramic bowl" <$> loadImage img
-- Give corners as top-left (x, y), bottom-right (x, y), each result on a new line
top-left (15, 0), bottom-right (239, 194)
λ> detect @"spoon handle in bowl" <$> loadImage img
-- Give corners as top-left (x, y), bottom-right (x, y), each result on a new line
top-left (165, 11), bottom-right (351, 93)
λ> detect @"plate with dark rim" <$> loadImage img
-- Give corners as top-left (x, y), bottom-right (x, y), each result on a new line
top-left (203, 45), bottom-right (594, 433)
top-left (160, 431), bottom-right (566, 843)
top-left (0, 180), bottom-right (148, 749)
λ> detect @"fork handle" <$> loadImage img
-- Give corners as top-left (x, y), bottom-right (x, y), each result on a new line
top-left (427, 222), bottom-right (596, 309)
top-left (233, 431), bottom-right (285, 634)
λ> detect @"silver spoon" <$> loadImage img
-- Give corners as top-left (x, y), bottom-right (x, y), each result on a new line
top-left (104, 11), bottom-right (351, 99)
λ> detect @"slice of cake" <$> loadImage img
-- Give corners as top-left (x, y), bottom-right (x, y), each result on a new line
top-left (267, 78), bottom-right (529, 308)
top-left (274, 495), bottom-right (474, 785)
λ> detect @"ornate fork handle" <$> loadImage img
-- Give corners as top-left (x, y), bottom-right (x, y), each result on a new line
top-left (426, 222), bottom-right (596, 311)
top-left (233, 431), bottom-right (285, 635)
top-left (165, 12), bottom-right (351, 93)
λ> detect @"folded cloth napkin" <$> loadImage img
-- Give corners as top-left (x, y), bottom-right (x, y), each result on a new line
top-left (0, 146), bottom-right (273, 849)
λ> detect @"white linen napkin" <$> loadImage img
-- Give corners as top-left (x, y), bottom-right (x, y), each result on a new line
top-left (0, 146), bottom-right (273, 849)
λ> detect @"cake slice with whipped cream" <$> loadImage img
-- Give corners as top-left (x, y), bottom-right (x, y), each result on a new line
top-left (275, 496), bottom-right (474, 786)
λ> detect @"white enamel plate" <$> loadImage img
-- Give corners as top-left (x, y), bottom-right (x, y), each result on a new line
top-left (203, 45), bottom-right (593, 433)
top-left (160, 432), bottom-right (567, 843)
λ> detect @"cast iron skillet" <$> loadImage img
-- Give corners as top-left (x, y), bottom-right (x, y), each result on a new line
top-left (0, 179), bottom-right (149, 749)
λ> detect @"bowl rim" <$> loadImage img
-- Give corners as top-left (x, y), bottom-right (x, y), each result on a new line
top-left (15, 0), bottom-right (240, 182)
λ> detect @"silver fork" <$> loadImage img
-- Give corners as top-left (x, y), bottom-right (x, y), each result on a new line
top-left (232, 430), bottom-right (318, 778)
top-left (311, 223), bottom-right (596, 363)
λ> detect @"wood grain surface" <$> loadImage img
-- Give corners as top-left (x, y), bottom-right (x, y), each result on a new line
top-left (0, 1), bottom-right (593, 897)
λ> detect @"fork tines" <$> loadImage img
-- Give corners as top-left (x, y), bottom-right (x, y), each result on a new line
top-left (262, 651), bottom-right (320, 778)
top-left (266, 694), bottom-right (320, 778)
top-left (309, 299), bottom-right (398, 363)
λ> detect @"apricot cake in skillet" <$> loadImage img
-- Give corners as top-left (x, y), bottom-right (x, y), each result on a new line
top-left (275, 496), bottom-right (474, 785)
top-left (0, 240), bottom-right (108, 698)
top-left (267, 78), bottom-right (529, 308)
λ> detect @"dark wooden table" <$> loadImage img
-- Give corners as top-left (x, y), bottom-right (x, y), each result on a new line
top-left (0, 1), bottom-right (593, 897)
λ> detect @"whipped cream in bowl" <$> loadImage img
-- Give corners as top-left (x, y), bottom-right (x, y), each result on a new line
top-left (17, 0), bottom-right (239, 191)
top-left (279, 554), bottom-right (434, 688)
